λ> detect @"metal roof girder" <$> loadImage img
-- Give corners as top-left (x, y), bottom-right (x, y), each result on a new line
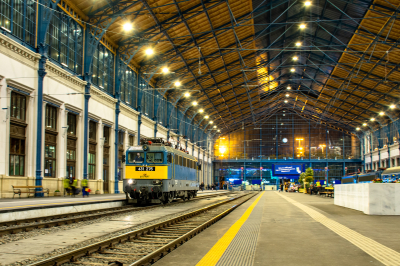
top-left (139, 0), bottom-right (228, 129)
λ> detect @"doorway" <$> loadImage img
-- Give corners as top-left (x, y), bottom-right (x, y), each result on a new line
top-left (66, 162), bottom-right (75, 179)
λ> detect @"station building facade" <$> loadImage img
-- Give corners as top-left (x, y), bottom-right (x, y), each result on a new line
top-left (363, 119), bottom-right (400, 171)
top-left (0, 4), bottom-right (212, 198)
top-left (213, 112), bottom-right (363, 186)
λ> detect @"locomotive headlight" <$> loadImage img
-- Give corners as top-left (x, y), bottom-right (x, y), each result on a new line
top-left (128, 179), bottom-right (133, 184)
top-left (152, 180), bottom-right (162, 185)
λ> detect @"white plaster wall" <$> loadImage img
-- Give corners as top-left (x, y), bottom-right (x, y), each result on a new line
top-left (372, 154), bottom-right (380, 162)
top-left (381, 150), bottom-right (389, 159)
top-left (0, 54), bottom-right (37, 178)
top-left (156, 131), bottom-right (167, 139)
top-left (141, 123), bottom-right (154, 138)
top-left (0, 81), bottom-right (10, 177)
top-left (119, 113), bottom-right (138, 132)
top-left (0, 55), bottom-right (37, 88)
top-left (365, 157), bottom-right (371, 163)
top-left (43, 78), bottom-right (83, 108)
top-left (391, 148), bottom-right (400, 157)
top-left (89, 100), bottom-right (114, 122)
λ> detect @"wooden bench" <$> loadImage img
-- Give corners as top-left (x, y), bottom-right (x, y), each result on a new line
top-left (12, 186), bottom-right (49, 198)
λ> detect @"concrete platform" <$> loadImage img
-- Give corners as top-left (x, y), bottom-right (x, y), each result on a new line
top-left (0, 190), bottom-right (226, 222)
top-left (156, 191), bottom-right (400, 266)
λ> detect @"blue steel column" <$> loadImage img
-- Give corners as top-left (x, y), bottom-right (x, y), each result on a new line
top-left (35, 0), bottom-right (61, 196)
top-left (35, 46), bottom-right (47, 196)
top-left (326, 126), bottom-right (328, 184)
top-left (136, 74), bottom-right (144, 145)
top-left (153, 93), bottom-right (161, 138)
top-left (362, 137), bottom-right (366, 172)
top-left (114, 101), bottom-right (120, 193)
top-left (292, 115), bottom-right (294, 159)
top-left (276, 116), bottom-right (278, 158)
top-left (326, 126), bottom-right (328, 159)
top-left (137, 114), bottom-right (142, 145)
top-left (343, 132), bottom-right (346, 176)
top-left (83, 82), bottom-right (91, 180)
top-left (309, 120), bottom-right (311, 160)
top-left (113, 54), bottom-right (123, 194)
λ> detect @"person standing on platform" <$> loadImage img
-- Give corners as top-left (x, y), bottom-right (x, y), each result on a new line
top-left (70, 177), bottom-right (78, 196)
top-left (82, 178), bottom-right (89, 197)
top-left (63, 177), bottom-right (71, 196)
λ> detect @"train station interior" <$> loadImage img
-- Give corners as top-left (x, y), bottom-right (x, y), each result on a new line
top-left (0, 0), bottom-right (400, 265)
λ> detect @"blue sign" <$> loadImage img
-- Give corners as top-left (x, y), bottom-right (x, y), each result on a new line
top-left (274, 164), bottom-right (302, 175)
top-left (278, 175), bottom-right (300, 179)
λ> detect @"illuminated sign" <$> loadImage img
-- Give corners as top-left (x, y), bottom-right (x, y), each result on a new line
top-left (274, 164), bottom-right (302, 175)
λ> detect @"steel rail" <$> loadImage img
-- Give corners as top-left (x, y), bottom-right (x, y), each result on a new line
top-left (0, 192), bottom-right (229, 237)
top-left (26, 193), bottom-right (255, 266)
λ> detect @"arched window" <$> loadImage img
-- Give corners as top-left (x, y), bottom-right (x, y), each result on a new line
top-left (46, 10), bottom-right (83, 74)
top-left (0, 0), bottom-right (36, 47)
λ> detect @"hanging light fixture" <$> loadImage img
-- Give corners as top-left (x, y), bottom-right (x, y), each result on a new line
top-left (162, 67), bottom-right (169, 74)
top-left (123, 23), bottom-right (133, 31)
top-left (145, 48), bottom-right (154, 55)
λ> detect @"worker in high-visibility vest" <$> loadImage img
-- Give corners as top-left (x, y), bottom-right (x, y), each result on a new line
top-left (70, 177), bottom-right (78, 196)
top-left (82, 178), bottom-right (89, 198)
top-left (63, 178), bottom-right (71, 196)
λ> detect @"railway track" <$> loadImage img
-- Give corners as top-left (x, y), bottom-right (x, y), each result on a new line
top-left (26, 192), bottom-right (256, 266)
top-left (0, 192), bottom-right (229, 237)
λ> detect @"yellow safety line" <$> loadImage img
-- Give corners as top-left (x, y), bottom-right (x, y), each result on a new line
top-left (196, 192), bottom-right (265, 266)
top-left (277, 193), bottom-right (400, 266)
top-left (0, 198), bottom-right (122, 210)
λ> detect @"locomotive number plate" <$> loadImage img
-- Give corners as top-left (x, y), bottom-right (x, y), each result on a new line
top-left (136, 167), bottom-right (155, 171)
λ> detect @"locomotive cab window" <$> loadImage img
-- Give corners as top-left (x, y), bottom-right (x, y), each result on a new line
top-left (167, 153), bottom-right (172, 163)
top-left (128, 152), bottom-right (144, 163)
top-left (146, 152), bottom-right (163, 163)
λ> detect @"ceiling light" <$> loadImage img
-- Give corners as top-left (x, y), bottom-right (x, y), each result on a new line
top-left (145, 48), bottom-right (154, 55)
top-left (379, 111), bottom-right (385, 116)
top-left (192, 101), bottom-right (198, 106)
top-left (184, 93), bottom-right (190, 97)
top-left (290, 68), bottom-right (295, 72)
top-left (293, 56), bottom-right (298, 61)
top-left (363, 123), bottom-right (367, 126)
top-left (123, 22), bottom-right (133, 31)
top-left (356, 127), bottom-right (360, 131)
top-left (305, 1), bottom-right (311, 6)
top-left (174, 81), bottom-right (181, 87)
top-left (295, 42), bottom-right (302, 47)
top-left (390, 104), bottom-right (396, 109)
top-left (205, 115), bottom-right (209, 119)
top-left (199, 109), bottom-right (204, 113)
top-left (210, 121), bottom-right (213, 124)
top-left (217, 130), bottom-right (220, 132)
top-left (162, 67), bottom-right (169, 74)
top-left (213, 126), bottom-right (217, 128)
top-left (284, 100), bottom-right (288, 103)
top-left (285, 94), bottom-right (289, 97)
top-left (370, 118), bottom-right (375, 121)
top-left (299, 24), bottom-right (306, 29)
top-left (287, 86), bottom-right (291, 90)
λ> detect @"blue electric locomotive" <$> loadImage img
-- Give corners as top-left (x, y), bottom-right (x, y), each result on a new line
top-left (123, 138), bottom-right (200, 204)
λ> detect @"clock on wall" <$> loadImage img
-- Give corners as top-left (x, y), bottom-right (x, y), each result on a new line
top-left (282, 138), bottom-right (288, 143)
